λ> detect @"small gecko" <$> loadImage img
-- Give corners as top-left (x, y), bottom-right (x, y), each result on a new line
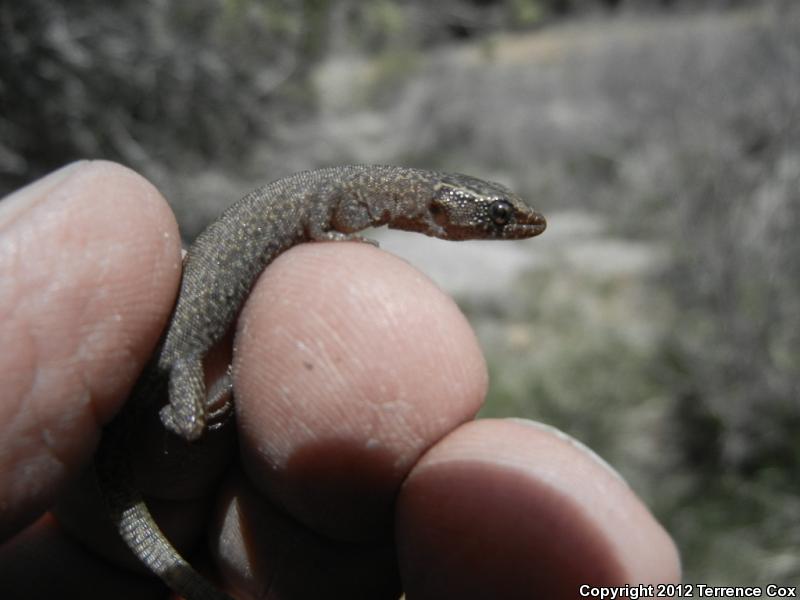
top-left (94, 165), bottom-right (546, 599)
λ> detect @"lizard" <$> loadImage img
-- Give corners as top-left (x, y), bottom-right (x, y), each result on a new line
top-left (93, 164), bottom-right (547, 600)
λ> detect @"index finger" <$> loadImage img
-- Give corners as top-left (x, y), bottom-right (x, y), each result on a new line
top-left (232, 241), bottom-right (489, 542)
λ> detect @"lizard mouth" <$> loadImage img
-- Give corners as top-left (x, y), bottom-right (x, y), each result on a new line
top-left (505, 209), bottom-right (547, 239)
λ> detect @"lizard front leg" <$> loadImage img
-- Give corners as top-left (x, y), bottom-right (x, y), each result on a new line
top-left (159, 356), bottom-right (207, 441)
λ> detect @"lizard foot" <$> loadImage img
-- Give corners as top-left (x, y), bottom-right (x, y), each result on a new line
top-left (205, 368), bottom-right (234, 430)
top-left (161, 357), bottom-right (207, 442)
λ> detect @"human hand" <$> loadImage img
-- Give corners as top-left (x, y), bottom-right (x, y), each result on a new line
top-left (0, 161), bottom-right (680, 599)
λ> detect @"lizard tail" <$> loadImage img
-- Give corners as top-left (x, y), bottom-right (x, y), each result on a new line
top-left (95, 420), bottom-right (233, 600)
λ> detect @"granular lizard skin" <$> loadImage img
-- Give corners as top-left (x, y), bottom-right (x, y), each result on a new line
top-left (94, 165), bottom-right (547, 600)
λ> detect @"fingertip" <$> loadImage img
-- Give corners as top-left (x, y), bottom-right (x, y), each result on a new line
top-left (234, 242), bottom-right (488, 540)
top-left (1, 160), bottom-right (182, 417)
top-left (0, 161), bottom-right (88, 222)
top-left (0, 161), bottom-right (181, 536)
top-left (396, 419), bottom-right (681, 599)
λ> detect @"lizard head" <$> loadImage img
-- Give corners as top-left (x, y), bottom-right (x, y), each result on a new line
top-left (421, 173), bottom-right (547, 241)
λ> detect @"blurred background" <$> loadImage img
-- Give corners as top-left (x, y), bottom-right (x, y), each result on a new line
top-left (2, 0), bottom-right (798, 586)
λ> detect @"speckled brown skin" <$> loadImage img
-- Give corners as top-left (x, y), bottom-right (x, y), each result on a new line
top-left (95, 165), bottom-right (546, 600)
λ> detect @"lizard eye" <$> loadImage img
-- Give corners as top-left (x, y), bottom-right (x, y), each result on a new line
top-left (489, 200), bottom-right (513, 226)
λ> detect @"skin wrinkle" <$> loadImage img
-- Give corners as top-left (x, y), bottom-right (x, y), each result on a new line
top-left (390, 297), bottom-right (484, 445)
top-left (0, 162), bottom-right (87, 229)
top-left (25, 174), bottom-right (121, 459)
top-left (1, 319), bottom-right (33, 439)
top-left (0, 234), bottom-right (22, 312)
top-left (21, 301), bottom-right (74, 486)
top-left (277, 317), bottom-right (358, 411)
top-left (366, 279), bottom-right (410, 333)
top-left (236, 326), bottom-right (315, 465)
top-left (296, 293), bottom-right (409, 441)
top-left (304, 310), bottom-right (362, 394)
top-left (75, 332), bottom-right (105, 438)
top-left (349, 253), bottom-right (475, 442)
top-left (18, 322), bottom-right (97, 515)
top-left (3, 221), bottom-right (57, 437)
top-left (5, 408), bottom-right (72, 521)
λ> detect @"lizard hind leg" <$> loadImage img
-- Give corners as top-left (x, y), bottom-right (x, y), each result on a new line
top-left (160, 356), bottom-right (207, 442)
